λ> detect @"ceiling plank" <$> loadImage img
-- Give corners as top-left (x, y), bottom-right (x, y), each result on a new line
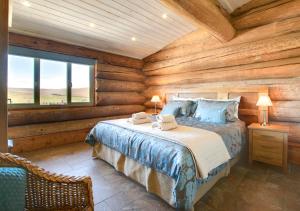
top-left (160, 0), bottom-right (236, 42)
top-left (11, 0), bottom-right (197, 59)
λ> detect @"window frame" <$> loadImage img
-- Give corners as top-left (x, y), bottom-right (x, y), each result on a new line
top-left (8, 46), bottom-right (95, 109)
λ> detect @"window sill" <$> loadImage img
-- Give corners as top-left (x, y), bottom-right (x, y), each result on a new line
top-left (8, 103), bottom-right (95, 111)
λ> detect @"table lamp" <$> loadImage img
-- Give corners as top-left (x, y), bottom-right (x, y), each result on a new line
top-left (151, 95), bottom-right (161, 114)
top-left (256, 95), bottom-right (272, 126)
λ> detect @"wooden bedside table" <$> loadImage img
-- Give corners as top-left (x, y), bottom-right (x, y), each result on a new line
top-left (248, 123), bottom-right (289, 173)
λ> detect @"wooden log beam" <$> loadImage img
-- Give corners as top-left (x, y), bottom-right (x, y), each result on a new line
top-left (8, 115), bottom-right (129, 139)
top-left (269, 101), bottom-right (300, 123)
top-left (144, 83), bottom-right (268, 98)
top-left (146, 58), bottom-right (300, 86)
top-left (12, 129), bottom-right (90, 153)
top-left (0, 0), bottom-right (8, 152)
top-left (232, 0), bottom-right (284, 16)
top-left (96, 92), bottom-right (146, 106)
top-left (96, 71), bottom-right (145, 82)
top-left (9, 115), bottom-right (130, 153)
top-left (233, 0), bottom-right (300, 30)
top-left (98, 64), bottom-right (144, 75)
top-left (8, 105), bottom-right (145, 126)
top-left (145, 15), bottom-right (300, 63)
top-left (144, 32), bottom-right (300, 75)
top-left (270, 84), bottom-right (300, 101)
top-left (160, 0), bottom-right (236, 42)
top-left (145, 48), bottom-right (300, 77)
top-left (96, 79), bottom-right (145, 92)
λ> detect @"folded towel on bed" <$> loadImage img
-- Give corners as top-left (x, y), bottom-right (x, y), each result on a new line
top-left (152, 121), bottom-right (178, 131)
top-left (132, 112), bottom-right (148, 119)
top-left (156, 114), bottom-right (176, 123)
top-left (128, 117), bottom-right (151, 125)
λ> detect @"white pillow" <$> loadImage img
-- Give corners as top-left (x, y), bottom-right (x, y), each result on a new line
top-left (172, 96), bottom-right (202, 102)
top-left (201, 96), bottom-right (241, 103)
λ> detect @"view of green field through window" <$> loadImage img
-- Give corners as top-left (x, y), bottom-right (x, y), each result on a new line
top-left (8, 55), bottom-right (91, 105)
top-left (71, 63), bottom-right (90, 103)
top-left (8, 55), bottom-right (34, 104)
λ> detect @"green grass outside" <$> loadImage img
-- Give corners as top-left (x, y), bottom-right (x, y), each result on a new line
top-left (8, 88), bottom-right (90, 105)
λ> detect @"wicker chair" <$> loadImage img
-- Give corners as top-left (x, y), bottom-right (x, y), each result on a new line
top-left (0, 153), bottom-right (94, 211)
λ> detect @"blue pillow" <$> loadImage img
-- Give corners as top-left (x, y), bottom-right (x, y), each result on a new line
top-left (161, 100), bottom-right (194, 116)
top-left (0, 167), bottom-right (27, 211)
top-left (199, 98), bottom-right (240, 121)
top-left (160, 101), bottom-right (181, 116)
top-left (194, 100), bottom-right (227, 123)
top-left (179, 100), bottom-right (194, 116)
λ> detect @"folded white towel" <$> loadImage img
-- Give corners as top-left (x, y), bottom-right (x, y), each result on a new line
top-left (152, 121), bottom-right (178, 131)
top-left (128, 117), bottom-right (151, 125)
top-left (132, 112), bottom-right (148, 119)
top-left (156, 114), bottom-right (176, 123)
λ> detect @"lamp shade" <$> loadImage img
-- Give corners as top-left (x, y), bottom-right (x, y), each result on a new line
top-left (256, 95), bottom-right (272, 107)
top-left (151, 95), bottom-right (161, 103)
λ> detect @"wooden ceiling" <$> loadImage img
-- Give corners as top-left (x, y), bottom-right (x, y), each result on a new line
top-left (9, 0), bottom-right (250, 59)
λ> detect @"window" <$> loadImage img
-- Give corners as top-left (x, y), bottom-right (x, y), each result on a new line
top-left (40, 59), bottom-right (68, 105)
top-left (8, 46), bottom-right (95, 108)
top-left (71, 64), bottom-right (91, 103)
top-left (8, 55), bottom-right (35, 104)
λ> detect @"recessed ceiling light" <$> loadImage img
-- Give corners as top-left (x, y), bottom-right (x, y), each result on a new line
top-left (162, 14), bottom-right (168, 19)
top-left (89, 23), bottom-right (95, 28)
top-left (22, 1), bottom-right (31, 7)
top-left (131, 37), bottom-right (136, 41)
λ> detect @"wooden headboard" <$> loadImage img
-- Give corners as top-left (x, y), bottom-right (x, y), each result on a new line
top-left (164, 85), bottom-right (269, 125)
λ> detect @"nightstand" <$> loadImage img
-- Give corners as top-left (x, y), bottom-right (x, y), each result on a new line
top-left (248, 123), bottom-right (289, 173)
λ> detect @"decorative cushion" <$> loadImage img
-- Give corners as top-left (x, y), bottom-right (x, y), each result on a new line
top-left (160, 101), bottom-right (181, 116)
top-left (194, 100), bottom-right (227, 123)
top-left (177, 100), bottom-right (194, 116)
top-left (0, 167), bottom-right (27, 211)
top-left (161, 100), bottom-right (194, 116)
top-left (172, 96), bottom-right (200, 116)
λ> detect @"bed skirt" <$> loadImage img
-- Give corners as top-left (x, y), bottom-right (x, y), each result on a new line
top-left (92, 142), bottom-right (239, 210)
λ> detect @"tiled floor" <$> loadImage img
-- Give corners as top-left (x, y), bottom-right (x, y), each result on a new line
top-left (20, 142), bottom-right (300, 211)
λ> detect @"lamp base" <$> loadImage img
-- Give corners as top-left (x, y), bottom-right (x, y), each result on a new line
top-left (260, 110), bottom-right (268, 127)
top-left (260, 122), bottom-right (269, 127)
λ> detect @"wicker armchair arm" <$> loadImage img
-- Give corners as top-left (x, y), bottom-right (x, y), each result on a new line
top-left (0, 153), bottom-right (94, 211)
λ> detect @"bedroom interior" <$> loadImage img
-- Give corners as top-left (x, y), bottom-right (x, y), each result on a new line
top-left (0, 0), bottom-right (300, 210)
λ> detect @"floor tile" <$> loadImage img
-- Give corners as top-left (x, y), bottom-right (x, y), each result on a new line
top-left (18, 142), bottom-right (300, 211)
top-left (95, 201), bottom-right (113, 211)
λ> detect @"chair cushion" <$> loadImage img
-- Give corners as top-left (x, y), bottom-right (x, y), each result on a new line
top-left (0, 167), bottom-right (27, 211)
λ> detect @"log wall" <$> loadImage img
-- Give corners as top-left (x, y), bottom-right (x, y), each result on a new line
top-left (143, 0), bottom-right (300, 165)
top-left (0, 0), bottom-right (8, 152)
top-left (9, 115), bottom-right (130, 153)
top-left (8, 33), bottom-right (145, 152)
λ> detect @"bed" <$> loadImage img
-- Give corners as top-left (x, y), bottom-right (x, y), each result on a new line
top-left (86, 86), bottom-right (268, 210)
